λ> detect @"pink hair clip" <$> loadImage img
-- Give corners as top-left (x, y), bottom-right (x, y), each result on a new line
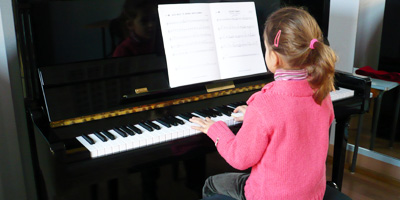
top-left (309, 39), bottom-right (318, 49)
top-left (274, 30), bottom-right (281, 47)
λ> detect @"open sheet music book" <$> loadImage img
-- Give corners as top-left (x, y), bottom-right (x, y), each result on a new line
top-left (158, 2), bottom-right (267, 88)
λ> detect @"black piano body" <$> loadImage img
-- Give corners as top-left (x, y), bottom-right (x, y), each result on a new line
top-left (28, 53), bottom-right (371, 199)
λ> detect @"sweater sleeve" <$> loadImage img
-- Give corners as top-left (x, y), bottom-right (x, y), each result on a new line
top-left (207, 104), bottom-right (269, 170)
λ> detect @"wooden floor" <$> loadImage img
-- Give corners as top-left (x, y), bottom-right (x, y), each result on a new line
top-left (326, 157), bottom-right (400, 200)
top-left (347, 99), bottom-right (400, 160)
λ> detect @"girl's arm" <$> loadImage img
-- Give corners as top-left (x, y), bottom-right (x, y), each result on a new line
top-left (206, 104), bottom-right (269, 170)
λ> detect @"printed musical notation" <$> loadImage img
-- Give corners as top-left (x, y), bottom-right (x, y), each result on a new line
top-left (158, 2), bottom-right (266, 88)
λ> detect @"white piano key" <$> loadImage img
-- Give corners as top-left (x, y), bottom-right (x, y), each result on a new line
top-left (135, 125), bottom-right (154, 146)
top-left (108, 129), bottom-right (129, 152)
top-left (89, 133), bottom-right (111, 156)
top-left (129, 129), bottom-right (147, 148)
top-left (100, 132), bottom-right (121, 154)
top-left (231, 112), bottom-right (244, 125)
top-left (134, 129), bottom-right (151, 147)
top-left (76, 104), bottom-right (247, 159)
top-left (153, 121), bottom-right (173, 141)
top-left (173, 124), bottom-right (188, 137)
top-left (330, 87), bottom-right (354, 101)
top-left (145, 128), bottom-right (161, 144)
top-left (124, 133), bottom-right (140, 149)
top-left (76, 136), bottom-right (98, 158)
top-left (176, 115), bottom-right (202, 135)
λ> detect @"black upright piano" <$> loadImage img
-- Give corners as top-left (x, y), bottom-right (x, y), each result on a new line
top-left (29, 58), bottom-right (370, 200)
top-left (17, 0), bottom-right (371, 199)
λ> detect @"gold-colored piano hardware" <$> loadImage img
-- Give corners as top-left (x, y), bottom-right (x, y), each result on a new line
top-left (49, 83), bottom-right (266, 128)
top-left (206, 81), bottom-right (235, 93)
top-left (66, 147), bottom-right (87, 155)
top-left (135, 87), bottom-right (149, 94)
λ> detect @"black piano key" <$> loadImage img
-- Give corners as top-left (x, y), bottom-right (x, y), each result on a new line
top-left (179, 113), bottom-right (196, 121)
top-left (194, 110), bottom-right (209, 118)
top-left (156, 118), bottom-right (171, 128)
top-left (228, 103), bottom-right (239, 108)
top-left (145, 121), bottom-right (161, 130)
top-left (165, 116), bottom-right (180, 126)
top-left (138, 122), bottom-right (153, 132)
top-left (201, 109), bottom-right (216, 117)
top-left (160, 117), bottom-right (176, 126)
top-left (100, 130), bottom-right (115, 140)
top-left (127, 125), bottom-right (142, 134)
top-left (120, 126), bottom-right (135, 136)
top-left (94, 132), bottom-right (107, 142)
top-left (215, 106), bottom-right (231, 116)
top-left (169, 116), bottom-right (184, 125)
top-left (232, 101), bottom-right (246, 107)
top-left (210, 108), bottom-right (223, 116)
top-left (178, 114), bottom-right (191, 121)
top-left (113, 128), bottom-right (128, 137)
top-left (222, 105), bottom-right (235, 112)
top-left (206, 108), bottom-right (222, 116)
top-left (82, 134), bottom-right (95, 145)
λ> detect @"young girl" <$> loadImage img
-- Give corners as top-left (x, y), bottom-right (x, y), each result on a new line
top-left (190, 7), bottom-right (336, 200)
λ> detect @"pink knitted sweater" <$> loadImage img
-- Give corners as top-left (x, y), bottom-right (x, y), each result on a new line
top-left (207, 79), bottom-right (334, 200)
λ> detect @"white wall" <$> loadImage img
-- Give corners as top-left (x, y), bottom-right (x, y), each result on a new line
top-left (354, 0), bottom-right (386, 70)
top-left (328, 0), bottom-right (360, 73)
top-left (0, 0), bottom-right (36, 199)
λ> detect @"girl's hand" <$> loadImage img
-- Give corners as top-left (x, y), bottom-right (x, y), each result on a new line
top-left (189, 117), bottom-right (215, 134)
top-left (233, 105), bottom-right (247, 122)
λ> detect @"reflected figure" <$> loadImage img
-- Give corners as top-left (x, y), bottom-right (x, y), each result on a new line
top-left (112, 0), bottom-right (158, 57)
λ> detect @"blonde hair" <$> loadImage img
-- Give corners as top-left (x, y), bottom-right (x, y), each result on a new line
top-left (264, 7), bottom-right (336, 105)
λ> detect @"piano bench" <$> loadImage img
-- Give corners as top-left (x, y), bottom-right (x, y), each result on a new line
top-left (200, 183), bottom-right (352, 200)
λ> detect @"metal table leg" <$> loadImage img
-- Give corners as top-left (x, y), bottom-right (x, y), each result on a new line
top-left (370, 91), bottom-right (385, 150)
top-left (390, 87), bottom-right (400, 148)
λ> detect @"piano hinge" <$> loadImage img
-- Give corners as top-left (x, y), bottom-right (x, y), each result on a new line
top-left (206, 81), bottom-right (235, 93)
top-left (135, 87), bottom-right (149, 94)
top-left (66, 147), bottom-right (87, 155)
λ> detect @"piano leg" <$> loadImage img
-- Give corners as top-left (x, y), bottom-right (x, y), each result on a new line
top-left (90, 184), bottom-right (98, 200)
top-left (141, 167), bottom-right (160, 200)
top-left (350, 113), bottom-right (364, 172)
top-left (183, 155), bottom-right (206, 198)
top-left (108, 179), bottom-right (118, 200)
top-left (332, 115), bottom-right (351, 191)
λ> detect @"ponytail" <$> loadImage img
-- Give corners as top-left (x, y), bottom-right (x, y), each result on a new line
top-left (306, 41), bottom-right (336, 104)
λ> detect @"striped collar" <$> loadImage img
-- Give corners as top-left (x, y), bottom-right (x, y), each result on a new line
top-left (274, 68), bottom-right (308, 81)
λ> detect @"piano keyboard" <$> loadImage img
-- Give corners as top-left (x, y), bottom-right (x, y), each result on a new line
top-left (76, 103), bottom-right (245, 158)
top-left (77, 88), bottom-right (355, 159)
top-left (330, 87), bottom-right (354, 102)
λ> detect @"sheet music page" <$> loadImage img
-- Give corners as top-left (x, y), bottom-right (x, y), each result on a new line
top-left (158, 4), bottom-right (220, 88)
top-left (210, 2), bottom-right (267, 79)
